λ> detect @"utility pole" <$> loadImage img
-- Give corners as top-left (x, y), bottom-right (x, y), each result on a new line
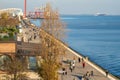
top-left (24, 0), bottom-right (27, 17)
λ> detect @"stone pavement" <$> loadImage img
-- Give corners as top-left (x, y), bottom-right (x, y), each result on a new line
top-left (18, 19), bottom-right (40, 43)
top-left (59, 50), bottom-right (110, 80)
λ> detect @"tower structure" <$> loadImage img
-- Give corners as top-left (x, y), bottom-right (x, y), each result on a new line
top-left (24, 0), bottom-right (27, 17)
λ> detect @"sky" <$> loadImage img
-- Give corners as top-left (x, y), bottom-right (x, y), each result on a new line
top-left (0, 0), bottom-right (120, 15)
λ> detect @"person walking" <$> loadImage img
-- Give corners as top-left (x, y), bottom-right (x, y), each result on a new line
top-left (82, 58), bottom-right (84, 62)
top-left (72, 62), bottom-right (75, 69)
top-left (70, 65), bottom-right (73, 72)
top-left (90, 70), bottom-right (94, 76)
top-left (86, 71), bottom-right (90, 77)
top-left (105, 70), bottom-right (109, 77)
top-left (73, 58), bottom-right (76, 63)
top-left (82, 61), bottom-right (85, 68)
top-left (65, 70), bottom-right (67, 75)
top-left (72, 59), bottom-right (76, 69)
top-left (78, 57), bottom-right (81, 63)
top-left (62, 67), bottom-right (65, 75)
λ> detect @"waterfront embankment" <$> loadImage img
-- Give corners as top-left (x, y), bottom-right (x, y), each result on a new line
top-left (40, 28), bottom-right (119, 80)
top-left (21, 18), bottom-right (119, 80)
top-left (60, 44), bottom-right (119, 80)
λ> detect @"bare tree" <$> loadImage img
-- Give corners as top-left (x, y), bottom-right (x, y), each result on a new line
top-left (38, 3), bottom-right (66, 80)
top-left (0, 12), bottom-right (19, 27)
top-left (4, 57), bottom-right (27, 80)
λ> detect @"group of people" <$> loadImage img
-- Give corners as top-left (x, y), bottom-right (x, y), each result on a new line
top-left (62, 67), bottom-right (67, 75)
top-left (61, 58), bottom-right (76, 75)
top-left (81, 71), bottom-right (94, 80)
top-left (61, 57), bottom-right (95, 80)
top-left (69, 58), bottom-right (76, 72)
top-left (66, 57), bottom-right (86, 73)
top-left (23, 24), bottom-right (39, 42)
top-left (78, 57), bottom-right (86, 68)
top-left (21, 19), bottom-right (40, 43)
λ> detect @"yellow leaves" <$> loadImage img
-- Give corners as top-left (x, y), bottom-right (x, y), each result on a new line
top-left (0, 12), bottom-right (19, 27)
top-left (1, 12), bottom-right (9, 19)
top-left (38, 3), bottom-right (66, 80)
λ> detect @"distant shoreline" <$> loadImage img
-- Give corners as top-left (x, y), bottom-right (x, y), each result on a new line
top-left (60, 14), bottom-right (120, 16)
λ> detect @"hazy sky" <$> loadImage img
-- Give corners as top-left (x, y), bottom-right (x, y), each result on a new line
top-left (0, 0), bottom-right (120, 15)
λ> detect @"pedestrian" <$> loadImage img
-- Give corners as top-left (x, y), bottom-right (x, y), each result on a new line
top-left (72, 62), bottom-right (75, 69)
top-left (86, 71), bottom-right (90, 77)
top-left (70, 65), bottom-right (73, 72)
top-left (78, 57), bottom-right (81, 63)
top-left (105, 70), bottom-right (109, 77)
top-left (73, 59), bottom-right (76, 64)
top-left (65, 70), bottom-right (67, 75)
top-left (70, 61), bottom-right (72, 66)
top-left (90, 70), bottom-right (93, 76)
top-left (82, 61), bottom-right (85, 68)
top-left (82, 58), bottom-right (84, 62)
top-left (62, 67), bottom-right (65, 75)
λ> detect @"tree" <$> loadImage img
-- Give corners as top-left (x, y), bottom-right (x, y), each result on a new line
top-left (4, 57), bottom-right (27, 80)
top-left (1, 12), bottom-right (9, 20)
top-left (0, 12), bottom-right (19, 27)
top-left (0, 12), bottom-right (19, 40)
top-left (38, 3), bottom-right (66, 80)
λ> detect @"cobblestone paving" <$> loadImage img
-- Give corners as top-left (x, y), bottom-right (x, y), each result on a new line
top-left (59, 51), bottom-right (110, 80)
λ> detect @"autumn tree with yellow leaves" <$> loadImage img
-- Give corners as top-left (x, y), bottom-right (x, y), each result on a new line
top-left (38, 3), bottom-right (66, 80)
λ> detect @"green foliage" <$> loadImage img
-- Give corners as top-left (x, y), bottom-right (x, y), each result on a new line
top-left (0, 36), bottom-right (14, 41)
top-left (0, 27), bottom-right (18, 33)
top-left (0, 27), bottom-right (7, 33)
top-left (3, 35), bottom-right (9, 38)
top-left (0, 27), bottom-right (18, 41)
top-left (0, 35), bottom-right (9, 41)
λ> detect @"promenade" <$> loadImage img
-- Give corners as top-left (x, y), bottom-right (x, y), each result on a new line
top-left (18, 19), bottom-right (118, 80)
top-left (19, 19), bottom-right (40, 43)
top-left (59, 50), bottom-right (110, 80)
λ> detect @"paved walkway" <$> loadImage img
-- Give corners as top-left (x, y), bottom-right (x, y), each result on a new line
top-left (19, 19), bottom-right (40, 43)
top-left (59, 50), bottom-right (110, 80)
